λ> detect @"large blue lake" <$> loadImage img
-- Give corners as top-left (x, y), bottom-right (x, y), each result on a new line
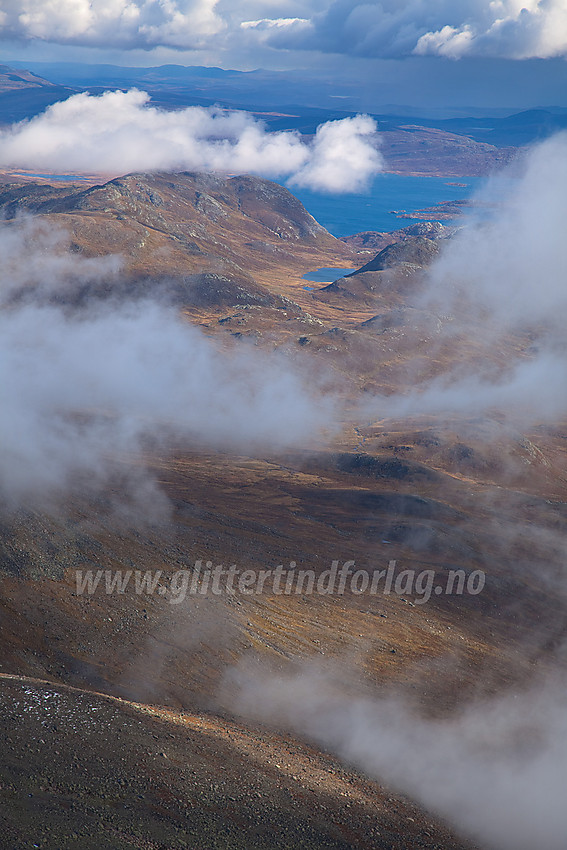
top-left (289, 174), bottom-right (483, 237)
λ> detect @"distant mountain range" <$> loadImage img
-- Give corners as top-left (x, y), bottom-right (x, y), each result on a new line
top-left (4, 60), bottom-right (567, 148)
top-left (0, 63), bottom-right (74, 124)
top-left (0, 61), bottom-right (528, 179)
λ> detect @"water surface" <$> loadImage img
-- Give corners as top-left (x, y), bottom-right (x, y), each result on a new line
top-left (290, 174), bottom-right (482, 236)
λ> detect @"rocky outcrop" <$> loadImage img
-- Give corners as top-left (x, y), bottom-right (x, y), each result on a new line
top-left (341, 220), bottom-right (455, 253)
top-left (347, 236), bottom-right (440, 276)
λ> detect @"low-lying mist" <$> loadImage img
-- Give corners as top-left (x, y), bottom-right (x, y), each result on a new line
top-left (221, 135), bottom-right (567, 850)
top-left (228, 662), bottom-right (567, 850)
top-left (0, 217), bottom-right (335, 514)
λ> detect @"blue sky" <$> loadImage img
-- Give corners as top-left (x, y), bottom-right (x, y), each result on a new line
top-left (2, 1), bottom-right (567, 108)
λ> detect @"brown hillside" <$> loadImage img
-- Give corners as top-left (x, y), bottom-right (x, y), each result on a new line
top-left (1, 172), bottom-right (566, 849)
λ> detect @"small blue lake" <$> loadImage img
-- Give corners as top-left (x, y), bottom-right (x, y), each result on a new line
top-left (302, 267), bottom-right (356, 284)
top-left (20, 172), bottom-right (91, 181)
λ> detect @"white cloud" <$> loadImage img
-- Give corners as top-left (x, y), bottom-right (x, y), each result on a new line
top-left (289, 114), bottom-right (383, 193)
top-left (0, 89), bottom-right (383, 193)
top-left (415, 24), bottom-right (476, 59)
top-left (240, 16), bottom-right (309, 29)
